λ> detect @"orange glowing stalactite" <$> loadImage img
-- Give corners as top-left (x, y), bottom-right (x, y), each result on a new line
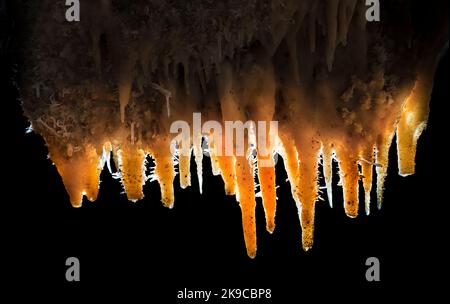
top-left (336, 147), bottom-right (360, 218)
top-left (50, 144), bottom-right (102, 207)
top-left (235, 155), bottom-right (257, 258)
top-left (397, 69), bottom-right (434, 177)
top-left (179, 152), bottom-right (192, 189)
top-left (117, 145), bottom-right (146, 202)
top-left (257, 154), bottom-right (277, 234)
top-left (149, 137), bottom-right (176, 208)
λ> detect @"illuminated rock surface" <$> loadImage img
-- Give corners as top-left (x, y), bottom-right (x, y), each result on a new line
top-left (19, 0), bottom-right (448, 257)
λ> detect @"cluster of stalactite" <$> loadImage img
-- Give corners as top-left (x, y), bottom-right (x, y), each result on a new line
top-left (20, 0), bottom-right (448, 257)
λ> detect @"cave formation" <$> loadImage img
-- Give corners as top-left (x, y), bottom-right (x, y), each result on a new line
top-left (19, 0), bottom-right (448, 257)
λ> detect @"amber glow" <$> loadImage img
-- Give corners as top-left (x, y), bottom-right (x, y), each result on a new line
top-left (20, 0), bottom-right (448, 258)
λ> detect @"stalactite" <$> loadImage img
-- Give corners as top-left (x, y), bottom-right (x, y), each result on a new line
top-left (235, 155), bottom-right (257, 258)
top-left (336, 146), bottom-right (360, 218)
top-left (117, 145), bottom-right (146, 202)
top-left (297, 142), bottom-right (321, 251)
top-left (322, 143), bottom-right (334, 208)
top-left (397, 68), bottom-right (434, 176)
top-left (149, 137), bottom-right (176, 208)
top-left (375, 133), bottom-right (395, 209)
top-left (360, 147), bottom-right (374, 215)
top-left (20, 0), bottom-right (448, 258)
top-left (50, 144), bottom-right (103, 207)
top-left (257, 149), bottom-right (277, 233)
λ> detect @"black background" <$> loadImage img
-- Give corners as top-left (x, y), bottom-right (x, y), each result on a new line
top-left (2, 1), bottom-right (449, 301)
